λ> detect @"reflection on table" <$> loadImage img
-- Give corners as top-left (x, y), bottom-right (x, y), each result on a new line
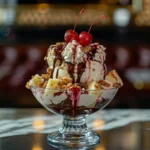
top-left (0, 109), bottom-right (149, 150)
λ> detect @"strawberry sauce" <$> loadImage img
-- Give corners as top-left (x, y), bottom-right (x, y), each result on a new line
top-left (68, 87), bottom-right (81, 110)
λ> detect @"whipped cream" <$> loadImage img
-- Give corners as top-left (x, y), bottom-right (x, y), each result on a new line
top-left (62, 40), bottom-right (87, 64)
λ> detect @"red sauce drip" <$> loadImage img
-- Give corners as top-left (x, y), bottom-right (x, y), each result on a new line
top-left (72, 46), bottom-right (76, 64)
top-left (69, 87), bottom-right (81, 110)
top-left (76, 62), bottom-right (86, 83)
top-left (39, 90), bottom-right (44, 101)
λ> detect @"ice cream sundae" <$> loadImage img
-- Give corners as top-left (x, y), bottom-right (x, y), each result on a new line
top-left (26, 9), bottom-right (123, 116)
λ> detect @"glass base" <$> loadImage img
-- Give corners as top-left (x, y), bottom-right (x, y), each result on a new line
top-left (47, 116), bottom-right (100, 148)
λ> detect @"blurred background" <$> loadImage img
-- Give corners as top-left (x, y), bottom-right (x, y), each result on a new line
top-left (0, 0), bottom-right (149, 108)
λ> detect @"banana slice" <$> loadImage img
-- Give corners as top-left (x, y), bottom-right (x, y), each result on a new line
top-left (44, 79), bottom-right (59, 96)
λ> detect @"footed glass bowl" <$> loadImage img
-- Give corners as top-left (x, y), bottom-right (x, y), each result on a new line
top-left (31, 86), bottom-right (118, 148)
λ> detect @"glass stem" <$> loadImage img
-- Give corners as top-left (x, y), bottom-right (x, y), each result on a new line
top-left (59, 116), bottom-right (89, 135)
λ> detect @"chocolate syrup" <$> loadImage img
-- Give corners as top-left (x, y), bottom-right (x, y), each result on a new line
top-left (72, 46), bottom-right (76, 64)
top-left (76, 63), bottom-right (86, 83)
top-left (50, 43), bottom-right (65, 78)
top-left (87, 45), bottom-right (97, 61)
top-left (103, 64), bottom-right (107, 75)
top-left (54, 92), bottom-right (63, 97)
top-left (56, 67), bottom-right (59, 79)
top-left (48, 42), bottom-right (106, 84)
top-left (67, 62), bottom-right (75, 82)
top-left (77, 83), bottom-right (86, 89)
top-left (47, 90), bottom-right (108, 117)
top-left (48, 102), bottom-right (100, 116)
top-left (50, 107), bottom-right (99, 116)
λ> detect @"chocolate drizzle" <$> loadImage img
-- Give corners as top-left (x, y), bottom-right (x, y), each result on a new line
top-left (72, 46), bottom-right (76, 64)
top-left (87, 45), bottom-right (98, 61)
top-left (56, 67), bottom-right (59, 78)
top-left (50, 43), bottom-right (66, 78)
top-left (47, 42), bottom-right (106, 83)
top-left (66, 62), bottom-right (86, 83)
top-left (76, 63), bottom-right (86, 83)
top-left (67, 62), bottom-right (75, 82)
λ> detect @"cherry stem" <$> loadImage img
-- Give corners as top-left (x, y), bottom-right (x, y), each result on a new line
top-left (73, 8), bottom-right (85, 31)
top-left (88, 15), bottom-right (108, 33)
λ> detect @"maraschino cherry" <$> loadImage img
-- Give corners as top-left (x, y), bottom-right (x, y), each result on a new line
top-left (64, 8), bottom-right (84, 43)
top-left (79, 15), bottom-right (108, 46)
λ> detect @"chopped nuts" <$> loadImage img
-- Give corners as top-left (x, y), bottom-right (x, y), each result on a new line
top-left (26, 72), bottom-right (74, 90)
top-left (69, 83), bottom-right (81, 89)
top-left (56, 42), bottom-right (65, 46)
top-left (67, 83), bottom-right (73, 88)
top-left (61, 85), bottom-right (67, 89)
top-left (83, 46), bottom-right (91, 53)
top-left (41, 74), bottom-right (50, 80)
top-left (94, 85), bottom-right (99, 89)
top-left (47, 68), bottom-right (51, 74)
top-left (59, 80), bottom-right (64, 86)
top-left (64, 77), bottom-right (72, 83)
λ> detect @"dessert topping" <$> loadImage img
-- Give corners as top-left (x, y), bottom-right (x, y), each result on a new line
top-left (64, 8), bottom-right (84, 43)
top-left (79, 15), bottom-right (108, 46)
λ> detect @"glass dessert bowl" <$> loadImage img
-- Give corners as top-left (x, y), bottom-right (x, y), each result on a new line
top-left (26, 9), bottom-right (123, 148)
top-left (31, 86), bottom-right (119, 148)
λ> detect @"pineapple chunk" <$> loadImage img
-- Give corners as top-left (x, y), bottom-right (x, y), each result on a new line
top-left (88, 81), bottom-right (103, 97)
top-left (105, 70), bottom-right (123, 87)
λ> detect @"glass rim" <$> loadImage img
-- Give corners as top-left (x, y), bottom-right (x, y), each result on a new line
top-left (30, 85), bottom-right (119, 92)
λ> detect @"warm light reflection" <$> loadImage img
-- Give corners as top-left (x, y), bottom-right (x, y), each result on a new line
top-left (95, 145), bottom-right (106, 150)
top-left (17, 8), bottom-right (110, 26)
top-left (121, 131), bottom-right (138, 149)
top-left (37, 3), bottom-right (50, 14)
top-left (93, 119), bottom-right (105, 128)
top-left (32, 144), bottom-right (43, 150)
top-left (133, 80), bottom-right (144, 90)
top-left (32, 120), bottom-right (45, 131)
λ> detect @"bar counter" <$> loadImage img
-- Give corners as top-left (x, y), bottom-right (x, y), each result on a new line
top-left (0, 109), bottom-right (150, 150)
